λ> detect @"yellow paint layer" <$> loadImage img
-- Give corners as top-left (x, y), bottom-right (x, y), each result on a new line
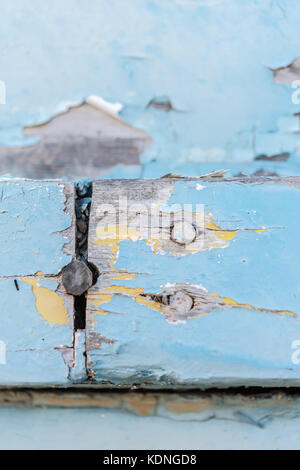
top-left (91, 205), bottom-right (270, 323)
top-left (91, 284), bottom-right (297, 323)
top-left (94, 212), bottom-right (264, 263)
top-left (21, 277), bottom-right (69, 325)
top-left (90, 285), bottom-right (163, 317)
top-left (220, 295), bottom-right (296, 317)
top-left (205, 215), bottom-right (237, 242)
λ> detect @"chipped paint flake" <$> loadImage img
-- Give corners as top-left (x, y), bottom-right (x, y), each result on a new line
top-left (271, 57), bottom-right (300, 84)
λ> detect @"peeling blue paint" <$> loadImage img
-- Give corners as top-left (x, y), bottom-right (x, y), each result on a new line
top-left (0, 180), bottom-right (74, 385)
top-left (0, 278), bottom-right (72, 385)
top-left (0, 0), bottom-right (300, 177)
top-left (89, 180), bottom-right (300, 386)
top-left (0, 180), bottom-right (72, 276)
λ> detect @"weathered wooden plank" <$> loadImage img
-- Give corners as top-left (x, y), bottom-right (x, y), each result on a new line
top-left (0, 388), bottom-right (294, 416)
top-left (0, 178), bottom-right (76, 385)
top-left (86, 177), bottom-right (300, 387)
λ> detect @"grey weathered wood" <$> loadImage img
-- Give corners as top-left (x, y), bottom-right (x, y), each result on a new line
top-left (0, 102), bottom-right (152, 179)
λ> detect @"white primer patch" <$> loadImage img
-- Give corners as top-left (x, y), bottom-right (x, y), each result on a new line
top-left (87, 95), bottom-right (123, 119)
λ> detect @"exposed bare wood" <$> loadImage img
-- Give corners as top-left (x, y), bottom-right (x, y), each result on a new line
top-left (0, 103), bottom-right (152, 179)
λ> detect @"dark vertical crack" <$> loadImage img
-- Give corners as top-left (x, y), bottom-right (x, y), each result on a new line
top-left (74, 180), bottom-right (98, 331)
top-left (74, 295), bottom-right (87, 330)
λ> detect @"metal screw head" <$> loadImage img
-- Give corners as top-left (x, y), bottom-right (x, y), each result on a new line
top-left (171, 221), bottom-right (196, 245)
top-left (61, 260), bottom-right (93, 296)
top-left (168, 291), bottom-right (193, 313)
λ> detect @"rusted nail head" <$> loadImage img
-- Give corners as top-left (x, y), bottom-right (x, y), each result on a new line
top-left (62, 260), bottom-right (93, 296)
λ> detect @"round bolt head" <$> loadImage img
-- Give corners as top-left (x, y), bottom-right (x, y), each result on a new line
top-left (168, 291), bottom-right (193, 313)
top-left (171, 221), bottom-right (196, 245)
top-left (62, 260), bottom-right (93, 296)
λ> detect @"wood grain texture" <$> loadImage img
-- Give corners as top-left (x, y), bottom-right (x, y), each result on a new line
top-left (0, 179), bottom-right (76, 385)
top-left (86, 177), bottom-right (300, 387)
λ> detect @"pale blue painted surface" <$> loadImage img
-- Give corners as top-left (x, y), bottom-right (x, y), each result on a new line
top-left (0, 180), bottom-right (72, 276)
top-left (0, 0), bottom-right (300, 176)
top-left (1, 1), bottom-right (300, 450)
top-left (0, 278), bottom-right (72, 385)
top-left (1, 403), bottom-right (300, 450)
